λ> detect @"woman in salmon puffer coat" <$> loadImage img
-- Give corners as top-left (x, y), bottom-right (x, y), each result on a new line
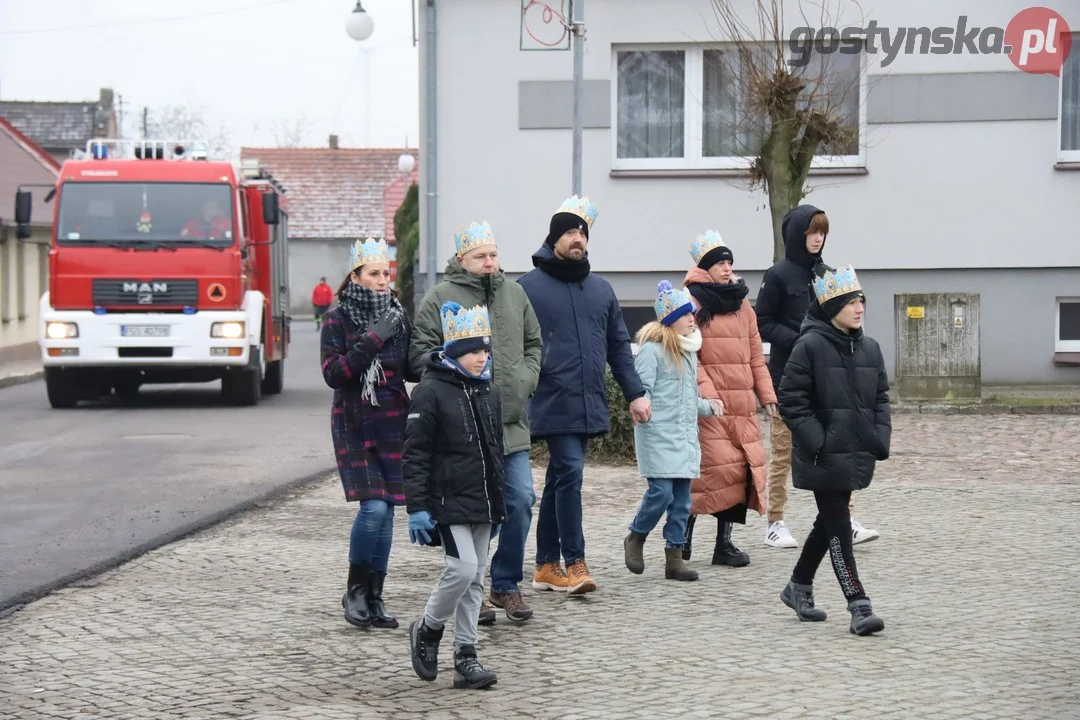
top-left (682, 231), bottom-right (778, 567)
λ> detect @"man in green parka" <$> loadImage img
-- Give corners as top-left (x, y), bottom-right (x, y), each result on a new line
top-left (409, 220), bottom-right (543, 625)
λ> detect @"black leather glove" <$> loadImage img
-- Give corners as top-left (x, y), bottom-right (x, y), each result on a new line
top-left (368, 307), bottom-right (403, 344)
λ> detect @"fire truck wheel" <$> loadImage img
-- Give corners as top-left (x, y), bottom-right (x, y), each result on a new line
top-left (261, 359), bottom-right (284, 395)
top-left (222, 346), bottom-right (262, 406)
top-left (45, 368), bottom-right (79, 409)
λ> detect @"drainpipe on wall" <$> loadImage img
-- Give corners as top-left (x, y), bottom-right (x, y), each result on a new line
top-left (424, 0), bottom-right (439, 293)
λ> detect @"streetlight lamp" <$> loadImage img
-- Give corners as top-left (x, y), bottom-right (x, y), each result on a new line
top-left (345, 1), bottom-right (375, 42)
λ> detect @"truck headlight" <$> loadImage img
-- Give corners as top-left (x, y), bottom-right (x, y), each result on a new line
top-left (45, 322), bottom-right (79, 339)
top-left (211, 321), bottom-right (245, 339)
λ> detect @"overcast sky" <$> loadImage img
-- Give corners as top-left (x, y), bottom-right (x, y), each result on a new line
top-left (0, 0), bottom-right (420, 151)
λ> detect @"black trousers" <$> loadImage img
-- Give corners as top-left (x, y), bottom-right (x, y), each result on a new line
top-left (791, 491), bottom-right (867, 602)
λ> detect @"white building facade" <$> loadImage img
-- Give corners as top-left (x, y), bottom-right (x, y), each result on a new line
top-left (419, 0), bottom-right (1080, 385)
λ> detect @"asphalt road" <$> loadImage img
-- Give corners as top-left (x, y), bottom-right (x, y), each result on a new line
top-left (0, 322), bottom-right (337, 612)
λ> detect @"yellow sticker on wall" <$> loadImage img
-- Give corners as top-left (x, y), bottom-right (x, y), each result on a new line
top-left (907, 306), bottom-right (925, 319)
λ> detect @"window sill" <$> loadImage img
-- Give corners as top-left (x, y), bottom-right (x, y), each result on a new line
top-left (1053, 352), bottom-right (1080, 366)
top-left (609, 166), bottom-right (869, 179)
top-left (1054, 162), bottom-right (1080, 171)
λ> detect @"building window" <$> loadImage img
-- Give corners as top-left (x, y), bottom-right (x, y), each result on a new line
top-left (613, 44), bottom-right (865, 171)
top-left (1057, 298), bottom-right (1080, 352)
top-left (620, 305), bottom-right (655, 341)
top-left (1060, 33), bottom-right (1080, 161)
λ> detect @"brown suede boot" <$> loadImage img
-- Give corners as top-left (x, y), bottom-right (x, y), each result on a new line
top-left (624, 532), bottom-right (646, 574)
top-left (664, 547), bottom-right (699, 581)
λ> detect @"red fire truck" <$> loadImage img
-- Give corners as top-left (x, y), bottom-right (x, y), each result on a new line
top-left (13, 139), bottom-right (291, 408)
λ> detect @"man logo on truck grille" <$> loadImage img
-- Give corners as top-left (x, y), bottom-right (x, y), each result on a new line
top-left (123, 282), bottom-right (168, 293)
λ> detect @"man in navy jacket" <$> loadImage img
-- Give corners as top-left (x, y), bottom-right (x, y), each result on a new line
top-left (518, 195), bottom-right (649, 595)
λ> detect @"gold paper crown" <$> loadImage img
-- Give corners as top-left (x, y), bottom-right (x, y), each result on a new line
top-left (555, 195), bottom-right (599, 228)
top-left (441, 302), bottom-right (492, 343)
top-left (350, 237), bottom-right (390, 270)
top-left (453, 221), bottom-right (496, 256)
top-left (813, 264), bottom-right (862, 304)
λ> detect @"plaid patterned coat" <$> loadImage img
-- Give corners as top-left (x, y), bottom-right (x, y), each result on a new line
top-left (320, 306), bottom-right (418, 504)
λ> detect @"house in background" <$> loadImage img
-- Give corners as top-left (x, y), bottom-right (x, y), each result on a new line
top-left (240, 137), bottom-right (419, 314)
top-left (419, 0), bottom-right (1080, 386)
top-left (0, 87), bottom-right (118, 164)
top-left (0, 117), bottom-right (59, 363)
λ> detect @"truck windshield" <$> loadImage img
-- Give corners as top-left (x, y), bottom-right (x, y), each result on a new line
top-left (56, 182), bottom-right (235, 246)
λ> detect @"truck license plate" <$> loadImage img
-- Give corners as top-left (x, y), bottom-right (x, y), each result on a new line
top-left (121, 325), bottom-right (170, 338)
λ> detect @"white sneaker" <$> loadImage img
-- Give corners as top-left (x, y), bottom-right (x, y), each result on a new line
top-left (851, 518), bottom-right (880, 545)
top-left (765, 521), bottom-right (799, 548)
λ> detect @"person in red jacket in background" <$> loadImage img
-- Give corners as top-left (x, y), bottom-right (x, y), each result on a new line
top-left (181, 199), bottom-right (231, 240)
top-left (312, 277), bottom-right (335, 328)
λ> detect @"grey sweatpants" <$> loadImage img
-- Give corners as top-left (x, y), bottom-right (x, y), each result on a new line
top-left (423, 523), bottom-right (492, 649)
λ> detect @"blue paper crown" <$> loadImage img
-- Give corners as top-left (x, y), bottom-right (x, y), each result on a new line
top-left (813, 264), bottom-right (862, 304)
top-left (690, 230), bottom-right (727, 265)
top-left (654, 280), bottom-right (694, 326)
top-left (453, 220), bottom-right (497, 256)
top-left (555, 195), bottom-right (599, 228)
top-left (350, 237), bottom-right (390, 270)
top-left (441, 301), bottom-right (492, 343)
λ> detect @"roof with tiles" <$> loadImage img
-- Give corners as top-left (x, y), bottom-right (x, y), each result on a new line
top-left (239, 143), bottom-right (419, 242)
top-left (0, 88), bottom-right (116, 151)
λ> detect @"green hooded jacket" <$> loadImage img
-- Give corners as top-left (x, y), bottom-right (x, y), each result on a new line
top-left (409, 256), bottom-right (543, 455)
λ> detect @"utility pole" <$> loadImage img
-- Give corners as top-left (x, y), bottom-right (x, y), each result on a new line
top-left (141, 107), bottom-right (149, 139)
top-left (570, 0), bottom-right (585, 196)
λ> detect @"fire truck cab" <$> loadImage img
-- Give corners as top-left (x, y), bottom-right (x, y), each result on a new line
top-left (13, 139), bottom-right (291, 408)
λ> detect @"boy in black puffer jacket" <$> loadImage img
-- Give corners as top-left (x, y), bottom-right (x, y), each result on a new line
top-left (403, 301), bottom-right (506, 690)
top-left (776, 262), bottom-right (891, 636)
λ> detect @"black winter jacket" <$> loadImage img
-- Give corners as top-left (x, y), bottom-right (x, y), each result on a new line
top-left (777, 314), bottom-right (891, 492)
top-left (755, 204), bottom-right (828, 389)
top-left (402, 352), bottom-right (507, 526)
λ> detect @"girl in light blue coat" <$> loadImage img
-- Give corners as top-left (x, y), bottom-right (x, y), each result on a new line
top-left (624, 281), bottom-right (723, 581)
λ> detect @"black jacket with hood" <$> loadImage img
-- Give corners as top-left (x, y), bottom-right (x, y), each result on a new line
top-left (755, 204), bottom-right (828, 389)
top-left (402, 351), bottom-right (507, 527)
top-left (777, 310), bottom-right (891, 493)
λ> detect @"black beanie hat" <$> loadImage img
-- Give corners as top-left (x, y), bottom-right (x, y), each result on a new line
top-left (697, 245), bottom-right (734, 271)
top-left (811, 260), bottom-right (865, 320)
top-left (545, 211), bottom-right (589, 248)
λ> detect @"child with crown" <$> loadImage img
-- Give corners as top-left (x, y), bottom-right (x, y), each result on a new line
top-left (623, 281), bottom-right (723, 582)
top-left (403, 301), bottom-right (506, 690)
top-left (776, 261), bottom-right (891, 637)
top-left (320, 236), bottom-right (418, 634)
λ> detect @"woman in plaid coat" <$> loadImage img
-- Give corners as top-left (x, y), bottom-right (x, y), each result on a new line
top-left (320, 237), bottom-right (419, 632)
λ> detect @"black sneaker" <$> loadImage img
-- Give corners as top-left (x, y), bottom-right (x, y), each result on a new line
top-left (478, 601), bottom-right (497, 626)
top-left (452, 645), bottom-right (498, 690)
top-left (848, 599), bottom-right (885, 636)
top-left (408, 618), bottom-right (443, 681)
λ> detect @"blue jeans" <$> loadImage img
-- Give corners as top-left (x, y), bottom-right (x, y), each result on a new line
top-left (349, 499), bottom-right (394, 573)
top-left (490, 450), bottom-right (537, 593)
top-left (535, 434), bottom-right (588, 565)
top-left (628, 478), bottom-right (692, 549)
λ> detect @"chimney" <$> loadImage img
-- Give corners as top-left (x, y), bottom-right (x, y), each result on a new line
top-left (99, 87), bottom-right (115, 109)
top-left (329, 134), bottom-right (339, 150)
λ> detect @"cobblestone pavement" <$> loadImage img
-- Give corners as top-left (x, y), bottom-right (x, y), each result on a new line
top-left (2, 415), bottom-right (1079, 719)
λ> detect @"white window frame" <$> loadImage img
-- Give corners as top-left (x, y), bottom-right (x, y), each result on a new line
top-left (1058, 32), bottom-right (1080, 163)
top-left (1055, 297), bottom-right (1080, 352)
top-left (611, 43), bottom-right (867, 172)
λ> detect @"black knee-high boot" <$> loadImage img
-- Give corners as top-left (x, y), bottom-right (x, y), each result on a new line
top-left (711, 517), bottom-right (750, 567)
top-left (342, 563), bottom-right (373, 628)
top-left (366, 570), bottom-right (399, 629)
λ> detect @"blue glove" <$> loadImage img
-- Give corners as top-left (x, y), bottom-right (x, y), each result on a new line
top-left (490, 524), bottom-right (502, 540)
top-left (408, 511), bottom-right (436, 545)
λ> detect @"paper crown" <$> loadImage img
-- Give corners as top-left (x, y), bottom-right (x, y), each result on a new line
top-left (813, 264), bottom-right (863, 305)
top-left (690, 230), bottom-right (727, 265)
top-left (453, 221), bottom-right (496, 256)
top-left (554, 195), bottom-right (599, 228)
top-left (441, 301), bottom-right (492, 343)
top-left (350, 237), bottom-right (390, 270)
top-left (654, 280), bottom-right (694, 326)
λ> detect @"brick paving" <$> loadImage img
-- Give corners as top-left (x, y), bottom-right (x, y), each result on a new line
top-left (2, 414), bottom-right (1080, 719)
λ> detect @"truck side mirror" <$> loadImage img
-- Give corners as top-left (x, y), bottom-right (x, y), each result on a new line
top-left (262, 192), bottom-right (280, 226)
top-left (14, 190), bottom-right (32, 239)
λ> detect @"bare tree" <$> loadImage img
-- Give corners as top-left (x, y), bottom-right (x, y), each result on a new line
top-left (710, 0), bottom-right (864, 262)
top-left (270, 113), bottom-right (315, 148)
top-left (143, 103), bottom-right (234, 159)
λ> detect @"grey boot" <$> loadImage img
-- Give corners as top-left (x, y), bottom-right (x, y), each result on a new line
top-left (664, 547), bottom-right (699, 581)
top-left (624, 531), bottom-right (647, 575)
top-left (780, 581), bottom-right (828, 622)
top-left (848, 599), bottom-right (885, 636)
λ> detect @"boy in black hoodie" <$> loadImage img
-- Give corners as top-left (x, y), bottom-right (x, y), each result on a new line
top-left (403, 301), bottom-right (506, 690)
top-left (756, 205), bottom-right (878, 550)
top-left (776, 262), bottom-right (889, 636)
